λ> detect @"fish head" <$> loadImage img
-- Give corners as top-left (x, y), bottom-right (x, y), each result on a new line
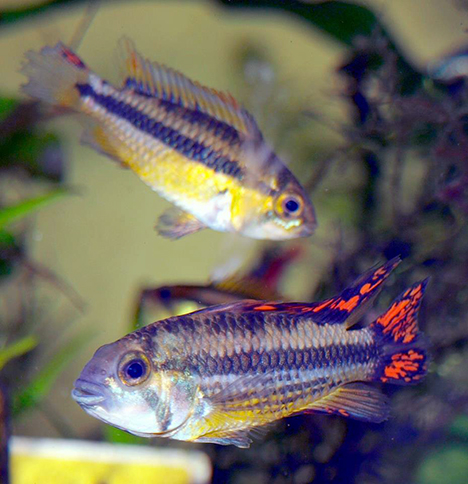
top-left (72, 335), bottom-right (198, 437)
top-left (238, 168), bottom-right (317, 240)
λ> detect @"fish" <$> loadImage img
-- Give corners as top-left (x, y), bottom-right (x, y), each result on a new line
top-left (20, 40), bottom-right (317, 240)
top-left (72, 257), bottom-right (429, 448)
top-left (134, 245), bottom-right (301, 327)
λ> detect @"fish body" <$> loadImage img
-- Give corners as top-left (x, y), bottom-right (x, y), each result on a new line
top-left (20, 40), bottom-right (316, 240)
top-left (72, 258), bottom-right (428, 447)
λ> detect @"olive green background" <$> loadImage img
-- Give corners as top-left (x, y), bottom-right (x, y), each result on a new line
top-left (1, 0), bottom-right (467, 439)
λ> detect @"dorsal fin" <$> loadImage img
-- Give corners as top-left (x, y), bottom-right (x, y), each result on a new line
top-left (312, 257), bottom-right (402, 328)
top-left (118, 37), bottom-right (255, 135)
top-left (202, 258), bottom-right (402, 327)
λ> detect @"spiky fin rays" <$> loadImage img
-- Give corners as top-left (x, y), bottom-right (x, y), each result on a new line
top-left (20, 43), bottom-right (90, 108)
top-left (306, 257), bottom-right (402, 326)
top-left (303, 382), bottom-right (390, 423)
top-left (198, 257), bottom-right (401, 326)
top-left (118, 37), bottom-right (258, 136)
top-left (371, 280), bottom-right (429, 384)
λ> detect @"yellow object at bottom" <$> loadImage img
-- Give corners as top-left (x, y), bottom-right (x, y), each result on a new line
top-left (10, 437), bottom-right (211, 484)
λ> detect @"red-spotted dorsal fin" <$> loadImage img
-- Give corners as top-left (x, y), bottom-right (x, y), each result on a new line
top-left (309, 257), bottom-right (401, 327)
top-left (238, 258), bottom-right (401, 326)
top-left (118, 37), bottom-right (257, 135)
top-left (188, 258), bottom-right (400, 326)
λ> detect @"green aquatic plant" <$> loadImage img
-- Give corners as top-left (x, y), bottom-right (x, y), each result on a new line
top-left (12, 331), bottom-right (90, 418)
top-left (2, 1), bottom-right (468, 482)
top-left (0, 336), bottom-right (37, 372)
top-left (0, 92), bottom-right (85, 478)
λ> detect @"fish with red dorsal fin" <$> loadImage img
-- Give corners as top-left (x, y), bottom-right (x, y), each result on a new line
top-left (20, 40), bottom-right (316, 240)
top-left (72, 258), bottom-right (428, 448)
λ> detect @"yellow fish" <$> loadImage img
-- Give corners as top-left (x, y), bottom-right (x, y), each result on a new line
top-left (20, 39), bottom-right (317, 240)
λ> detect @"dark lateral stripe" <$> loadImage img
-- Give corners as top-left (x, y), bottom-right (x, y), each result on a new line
top-left (181, 343), bottom-right (378, 377)
top-left (124, 77), bottom-right (243, 145)
top-left (76, 83), bottom-right (244, 179)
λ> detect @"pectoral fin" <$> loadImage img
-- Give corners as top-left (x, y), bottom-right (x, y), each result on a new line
top-left (156, 208), bottom-right (206, 239)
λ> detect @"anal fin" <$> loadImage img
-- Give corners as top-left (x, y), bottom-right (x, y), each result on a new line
top-left (304, 383), bottom-right (389, 423)
top-left (193, 421), bottom-right (275, 448)
top-left (193, 430), bottom-right (253, 448)
top-left (156, 207), bottom-right (206, 239)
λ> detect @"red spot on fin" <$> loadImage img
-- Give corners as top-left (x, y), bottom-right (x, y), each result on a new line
top-left (381, 349), bottom-right (426, 383)
top-left (59, 46), bottom-right (87, 69)
top-left (308, 257), bottom-right (402, 326)
top-left (371, 280), bottom-right (429, 385)
top-left (253, 304), bottom-right (277, 311)
top-left (374, 280), bottom-right (426, 344)
top-left (230, 258), bottom-right (401, 326)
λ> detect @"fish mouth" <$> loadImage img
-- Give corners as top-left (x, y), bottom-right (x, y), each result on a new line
top-left (72, 379), bottom-right (106, 407)
top-left (299, 221), bottom-right (317, 238)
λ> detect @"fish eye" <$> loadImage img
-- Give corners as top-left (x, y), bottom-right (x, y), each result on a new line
top-left (126, 360), bottom-right (145, 379)
top-left (159, 288), bottom-right (172, 300)
top-left (285, 198), bottom-right (300, 213)
top-left (276, 194), bottom-right (304, 218)
top-left (118, 352), bottom-right (151, 386)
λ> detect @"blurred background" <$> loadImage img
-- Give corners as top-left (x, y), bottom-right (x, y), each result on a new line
top-left (2, 0), bottom-right (468, 483)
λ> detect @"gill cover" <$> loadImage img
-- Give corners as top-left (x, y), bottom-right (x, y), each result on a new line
top-left (145, 371), bottom-right (200, 437)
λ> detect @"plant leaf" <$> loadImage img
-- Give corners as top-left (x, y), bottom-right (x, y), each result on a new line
top-left (0, 229), bottom-right (18, 278)
top-left (216, 0), bottom-right (385, 47)
top-left (0, 336), bottom-right (37, 371)
top-left (0, 189), bottom-right (66, 230)
top-left (0, 97), bottom-right (19, 121)
top-left (104, 426), bottom-right (145, 445)
top-left (0, 0), bottom-right (77, 28)
top-left (12, 331), bottom-right (90, 418)
top-left (216, 0), bottom-right (423, 92)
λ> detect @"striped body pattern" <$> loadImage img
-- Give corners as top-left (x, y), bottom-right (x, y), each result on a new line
top-left (142, 307), bottom-right (377, 441)
top-left (20, 40), bottom-right (317, 240)
top-left (72, 258), bottom-right (429, 447)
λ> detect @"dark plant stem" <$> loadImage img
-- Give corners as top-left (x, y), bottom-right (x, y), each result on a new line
top-left (0, 382), bottom-right (9, 484)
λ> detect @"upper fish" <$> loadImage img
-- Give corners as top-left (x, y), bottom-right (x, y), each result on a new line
top-left (20, 39), bottom-right (317, 240)
top-left (72, 257), bottom-right (429, 448)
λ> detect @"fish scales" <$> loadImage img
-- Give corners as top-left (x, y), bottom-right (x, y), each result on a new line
top-left (141, 311), bottom-right (377, 408)
top-left (78, 81), bottom-right (245, 177)
top-left (72, 259), bottom-right (429, 447)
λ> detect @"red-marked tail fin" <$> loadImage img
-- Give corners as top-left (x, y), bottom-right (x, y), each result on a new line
top-left (20, 43), bottom-right (90, 109)
top-left (370, 280), bottom-right (429, 385)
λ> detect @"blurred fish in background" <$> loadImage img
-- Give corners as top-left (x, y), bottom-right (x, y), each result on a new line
top-left (133, 244), bottom-right (302, 328)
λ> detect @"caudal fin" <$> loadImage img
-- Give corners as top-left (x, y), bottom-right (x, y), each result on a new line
top-left (370, 280), bottom-right (429, 385)
top-left (20, 43), bottom-right (90, 109)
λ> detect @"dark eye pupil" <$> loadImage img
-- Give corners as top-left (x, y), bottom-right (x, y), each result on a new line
top-left (285, 199), bottom-right (299, 213)
top-left (126, 360), bottom-right (145, 379)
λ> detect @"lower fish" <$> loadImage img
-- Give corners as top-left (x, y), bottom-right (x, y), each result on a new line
top-left (72, 258), bottom-right (428, 448)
